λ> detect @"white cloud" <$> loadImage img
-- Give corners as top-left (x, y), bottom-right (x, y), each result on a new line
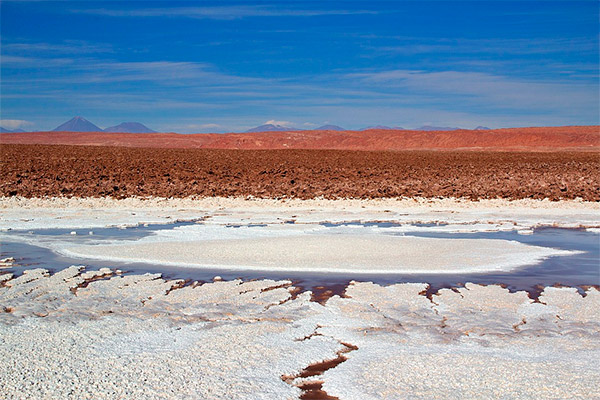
top-left (371, 37), bottom-right (597, 56)
top-left (1, 55), bottom-right (75, 67)
top-left (347, 69), bottom-right (597, 111)
top-left (71, 6), bottom-right (377, 20)
top-left (265, 120), bottom-right (294, 127)
top-left (0, 119), bottom-right (33, 129)
top-left (3, 40), bottom-right (113, 54)
top-left (2, 50), bottom-right (597, 129)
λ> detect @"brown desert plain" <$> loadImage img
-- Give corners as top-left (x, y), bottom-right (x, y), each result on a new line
top-left (1, 125), bottom-right (599, 150)
top-left (1, 125), bottom-right (599, 200)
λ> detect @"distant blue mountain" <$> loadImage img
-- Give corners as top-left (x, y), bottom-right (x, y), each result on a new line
top-left (418, 125), bottom-right (460, 131)
top-left (53, 116), bottom-right (102, 132)
top-left (245, 124), bottom-right (301, 132)
top-left (104, 122), bottom-right (156, 133)
top-left (315, 124), bottom-right (345, 131)
top-left (361, 125), bottom-right (392, 130)
top-left (0, 127), bottom-right (26, 133)
top-left (360, 125), bottom-right (405, 130)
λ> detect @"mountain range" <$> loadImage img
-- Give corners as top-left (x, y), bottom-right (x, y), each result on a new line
top-left (243, 124), bottom-right (492, 132)
top-left (0, 127), bottom-right (26, 133)
top-left (418, 125), bottom-right (460, 131)
top-left (51, 116), bottom-right (155, 133)
top-left (2, 116), bottom-right (491, 134)
top-left (104, 122), bottom-right (156, 133)
top-left (53, 116), bottom-right (102, 132)
top-left (245, 124), bottom-right (301, 133)
top-left (360, 125), bottom-right (405, 131)
top-left (242, 124), bottom-right (491, 132)
top-left (316, 124), bottom-right (345, 131)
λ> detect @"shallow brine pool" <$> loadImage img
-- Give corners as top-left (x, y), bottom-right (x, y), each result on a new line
top-left (1, 220), bottom-right (598, 297)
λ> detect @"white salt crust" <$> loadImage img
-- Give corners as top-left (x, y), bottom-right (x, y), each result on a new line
top-left (1, 196), bottom-right (599, 231)
top-left (1, 197), bottom-right (598, 397)
top-left (0, 196), bottom-right (593, 275)
top-left (0, 268), bottom-right (598, 399)
top-left (62, 234), bottom-right (576, 274)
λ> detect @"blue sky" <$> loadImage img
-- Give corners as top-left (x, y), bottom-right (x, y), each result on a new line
top-left (1, 1), bottom-right (598, 132)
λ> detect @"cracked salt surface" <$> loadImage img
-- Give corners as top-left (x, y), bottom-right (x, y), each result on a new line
top-left (0, 267), bottom-right (598, 399)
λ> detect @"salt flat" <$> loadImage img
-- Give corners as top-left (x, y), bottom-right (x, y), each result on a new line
top-left (2, 197), bottom-right (589, 275)
top-left (1, 197), bottom-right (598, 398)
top-left (64, 234), bottom-right (574, 274)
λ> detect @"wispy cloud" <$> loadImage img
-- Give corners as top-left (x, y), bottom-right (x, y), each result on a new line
top-left (364, 36), bottom-right (599, 56)
top-left (2, 40), bottom-right (113, 54)
top-left (71, 5), bottom-right (378, 20)
top-left (1, 58), bottom-right (253, 86)
top-left (1, 54), bottom-right (76, 66)
top-left (346, 69), bottom-right (597, 111)
top-left (2, 52), bottom-right (597, 130)
top-left (0, 119), bottom-right (33, 129)
top-left (265, 119), bottom-right (294, 127)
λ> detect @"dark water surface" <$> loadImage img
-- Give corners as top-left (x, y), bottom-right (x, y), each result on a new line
top-left (1, 222), bottom-right (598, 297)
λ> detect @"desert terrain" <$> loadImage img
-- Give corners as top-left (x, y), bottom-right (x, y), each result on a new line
top-left (1, 127), bottom-right (599, 399)
top-left (1, 144), bottom-right (599, 200)
top-left (1, 126), bottom-right (599, 151)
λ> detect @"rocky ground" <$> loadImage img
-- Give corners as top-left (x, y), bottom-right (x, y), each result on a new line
top-left (1, 144), bottom-right (599, 200)
top-left (1, 266), bottom-right (599, 399)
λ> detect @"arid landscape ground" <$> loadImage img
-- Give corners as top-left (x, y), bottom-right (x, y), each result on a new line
top-left (1, 126), bottom-right (599, 201)
top-left (3, 1), bottom-right (599, 398)
top-left (2, 127), bottom-right (600, 400)
top-left (1, 126), bottom-right (598, 151)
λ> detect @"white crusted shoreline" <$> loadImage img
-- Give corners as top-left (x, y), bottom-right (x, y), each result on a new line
top-left (1, 196), bottom-right (599, 231)
top-left (2, 195), bottom-right (600, 210)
